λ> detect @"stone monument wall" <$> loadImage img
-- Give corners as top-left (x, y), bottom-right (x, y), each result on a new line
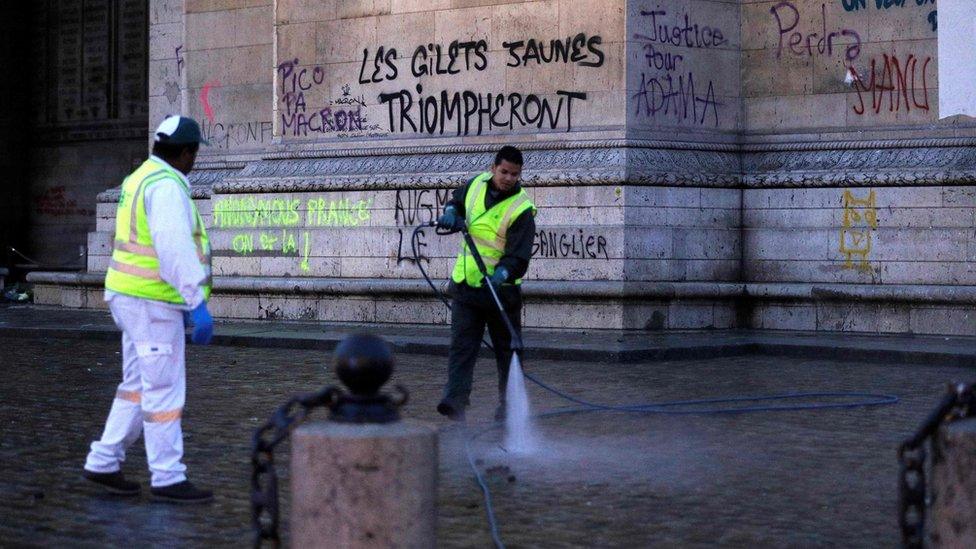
top-left (740, 0), bottom-right (976, 334)
top-left (33, 0), bottom-right (976, 336)
top-left (22, 1), bottom-right (149, 267)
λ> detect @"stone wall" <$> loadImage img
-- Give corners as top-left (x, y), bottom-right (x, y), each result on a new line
top-left (15, 1), bottom-right (150, 270)
top-left (31, 0), bottom-right (976, 336)
top-left (29, 142), bottom-right (145, 264)
top-left (272, 0), bottom-right (626, 145)
top-left (742, 0), bottom-right (938, 132)
top-left (738, 0), bottom-right (976, 333)
top-left (627, 0), bottom-right (741, 138)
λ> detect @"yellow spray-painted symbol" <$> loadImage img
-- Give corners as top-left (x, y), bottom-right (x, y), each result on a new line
top-left (839, 189), bottom-right (878, 272)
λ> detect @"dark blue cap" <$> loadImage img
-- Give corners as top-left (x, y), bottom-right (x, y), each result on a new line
top-left (154, 115), bottom-right (209, 146)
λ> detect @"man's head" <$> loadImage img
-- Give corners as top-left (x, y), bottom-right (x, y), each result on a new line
top-left (490, 146), bottom-right (524, 193)
top-left (151, 116), bottom-right (208, 175)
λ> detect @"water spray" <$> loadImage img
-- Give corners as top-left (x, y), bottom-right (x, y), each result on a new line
top-left (453, 223), bottom-right (540, 452)
top-left (414, 220), bottom-right (900, 549)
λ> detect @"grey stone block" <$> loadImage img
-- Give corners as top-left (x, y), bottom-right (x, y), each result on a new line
top-left (523, 299), bottom-right (624, 330)
top-left (317, 297), bottom-right (377, 323)
top-left (667, 302), bottom-right (715, 329)
top-left (32, 285), bottom-right (63, 307)
top-left (814, 302), bottom-right (884, 333)
top-left (756, 303), bottom-right (817, 331)
top-left (745, 228), bottom-right (831, 261)
top-left (910, 307), bottom-right (976, 337)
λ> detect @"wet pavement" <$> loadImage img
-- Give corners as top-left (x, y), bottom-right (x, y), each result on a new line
top-left (1, 330), bottom-right (974, 547)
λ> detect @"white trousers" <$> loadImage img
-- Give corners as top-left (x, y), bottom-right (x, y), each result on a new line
top-left (85, 295), bottom-right (188, 487)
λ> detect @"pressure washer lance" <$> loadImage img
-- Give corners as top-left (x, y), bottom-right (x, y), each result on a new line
top-left (460, 223), bottom-right (524, 351)
top-left (419, 219), bottom-right (523, 352)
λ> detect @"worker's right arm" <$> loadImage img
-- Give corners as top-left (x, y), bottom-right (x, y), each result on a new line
top-left (438, 177), bottom-right (475, 230)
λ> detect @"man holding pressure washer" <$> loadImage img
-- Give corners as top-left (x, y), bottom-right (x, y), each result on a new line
top-left (435, 146), bottom-right (537, 422)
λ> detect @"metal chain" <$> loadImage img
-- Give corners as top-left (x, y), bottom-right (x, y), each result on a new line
top-left (6, 245), bottom-right (85, 268)
top-left (898, 382), bottom-right (974, 548)
top-left (251, 386), bottom-right (340, 549)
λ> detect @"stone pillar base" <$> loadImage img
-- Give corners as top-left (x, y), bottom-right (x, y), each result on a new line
top-left (290, 420), bottom-right (437, 548)
top-left (930, 417), bottom-right (976, 547)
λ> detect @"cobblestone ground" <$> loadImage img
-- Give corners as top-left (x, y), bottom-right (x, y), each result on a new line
top-left (0, 334), bottom-right (971, 548)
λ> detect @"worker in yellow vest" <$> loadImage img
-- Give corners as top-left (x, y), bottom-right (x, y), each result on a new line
top-left (83, 116), bottom-right (214, 503)
top-left (435, 146), bottom-right (537, 422)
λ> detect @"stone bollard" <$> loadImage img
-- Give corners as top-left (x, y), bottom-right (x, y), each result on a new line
top-left (930, 417), bottom-right (976, 548)
top-left (290, 334), bottom-right (437, 548)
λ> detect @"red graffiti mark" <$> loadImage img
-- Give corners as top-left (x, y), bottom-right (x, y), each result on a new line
top-left (33, 186), bottom-right (94, 218)
top-left (199, 80), bottom-right (220, 123)
top-left (851, 54), bottom-right (931, 116)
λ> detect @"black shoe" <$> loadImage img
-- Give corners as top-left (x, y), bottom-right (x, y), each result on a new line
top-left (150, 481), bottom-right (213, 504)
top-left (494, 403), bottom-right (506, 422)
top-left (436, 400), bottom-right (466, 422)
top-left (83, 470), bottom-right (140, 496)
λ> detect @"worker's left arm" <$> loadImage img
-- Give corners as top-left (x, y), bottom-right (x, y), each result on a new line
top-left (495, 209), bottom-right (536, 283)
top-left (145, 181), bottom-right (207, 309)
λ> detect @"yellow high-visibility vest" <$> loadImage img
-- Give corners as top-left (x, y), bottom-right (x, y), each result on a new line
top-left (451, 172), bottom-right (536, 288)
top-left (104, 158), bottom-right (211, 304)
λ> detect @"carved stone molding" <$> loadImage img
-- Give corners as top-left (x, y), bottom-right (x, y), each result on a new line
top-left (93, 137), bottom-right (976, 198)
top-left (262, 138), bottom-right (738, 159)
top-left (95, 167), bottom-right (241, 202)
top-left (741, 137), bottom-right (976, 152)
top-left (743, 144), bottom-right (976, 187)
top-left (626, 148), bottom-right (741, 187)
top-left (216, 140), bottom-right (741, 193)
top-left (189, 168), bottom-right (243, 190)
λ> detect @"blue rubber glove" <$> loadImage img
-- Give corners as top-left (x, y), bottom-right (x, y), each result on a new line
top-left (488, 266), bottom-right (509, 287)
top-left (188, 302), bottom-right (213, 345)
top-left (436, 206), bottom-right (460, 232)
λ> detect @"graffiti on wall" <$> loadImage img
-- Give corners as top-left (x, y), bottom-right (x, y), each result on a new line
top-left (393, 189), bottom-right (452, 264)
top-left (359, 34), bottom-right (600, 136)
top-left (839, 189), bottom-right (878, 271)
top-left (188, 79), bottom-right (275, 149)
top-left (378, 86), bottom-right (588, 136)
top-left (230, 230), bottom-right (313, 272)
top-left (213, 196), bottom-right (373, 229)
top-left (33, 186), bottom-right (94, 218)
top-left (214, 195), bottom-right (374, 273)
top-left (164, 82), bottom-right (180, 105)
top-left (532, 230), bottom-right (610, 260)
top-left (278, 59), bottom-right (385, 138)
top-left (760, 2), bottom-right (933, 121)
top-left (201, 119), bottom-right (274, 149)
top-left (850, 54), bottom-right (931, 115)
top-left (160, 45), bottom-right (184, 105)
top-left (175, 45), bottom-right (184, 77)
top-left (770, 2), bottom-right (862, 61)
top-left (388, 188), bottom-right (614, 265)
top-left (840, 0), bottom-right (937, 31)
top-left (200, 80), bottom-right (219, 123)
top-left (631, 8), bottom-right (726, 127)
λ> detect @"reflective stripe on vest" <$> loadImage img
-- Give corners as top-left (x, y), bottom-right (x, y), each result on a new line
top-left (451, 172), bottom-right (536, 288)
top-left (104, 158), bottom-right (212, 304)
